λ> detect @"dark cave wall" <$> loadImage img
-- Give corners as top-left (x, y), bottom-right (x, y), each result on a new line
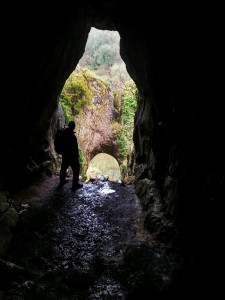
top-left (118, 9), bottom-right (224, 288)
top-left (1, 1), bottom-right (224, 293)
top-left (1, 7), bottom-right (91, 190)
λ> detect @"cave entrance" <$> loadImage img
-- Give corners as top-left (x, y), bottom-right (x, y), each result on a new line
top-left (59, 27), bottom-right (138, 181)
top-left (86, 153), bottom-right (121, 181)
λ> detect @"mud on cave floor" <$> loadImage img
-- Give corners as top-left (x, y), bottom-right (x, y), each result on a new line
top-left (0, 175), bottom-right (180, 300)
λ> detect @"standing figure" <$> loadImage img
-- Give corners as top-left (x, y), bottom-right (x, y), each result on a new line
top-left (59, 120), bottom-right (83, 190)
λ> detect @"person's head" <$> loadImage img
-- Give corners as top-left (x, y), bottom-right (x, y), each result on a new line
top-left (68, 120), bottom-right (75, 131)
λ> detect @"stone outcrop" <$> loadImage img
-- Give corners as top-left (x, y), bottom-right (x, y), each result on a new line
top-left (74, 72), bottom-right (119, 166)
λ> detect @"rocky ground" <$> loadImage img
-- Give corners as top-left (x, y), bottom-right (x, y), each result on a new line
top-left (0, 174), bottom-right (182, 300)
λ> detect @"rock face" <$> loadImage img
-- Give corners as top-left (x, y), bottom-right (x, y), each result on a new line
top-left (1, 2), bottom-right (224, 297)
top-left (74, 73), bottom-right (119, 167)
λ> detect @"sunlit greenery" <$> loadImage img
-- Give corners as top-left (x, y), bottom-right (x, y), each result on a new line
top-left (119, 81), bottom-right (138, 176)
top-left (79, 28), bottom-right (130, 93)
top-left (121, 81), bottom-right (138, 126)
top-left (79, 28), bottom-right (120, 70)
top-left (60, 69), bottom-right (92, 117)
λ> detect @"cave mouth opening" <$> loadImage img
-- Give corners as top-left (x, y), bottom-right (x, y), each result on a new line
top-left (58, 27), bottom-right (138, 181)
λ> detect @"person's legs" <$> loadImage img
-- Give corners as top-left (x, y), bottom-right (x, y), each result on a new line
top-left (60, 156), bottom-right (69, 185)
top-left (71, 159), bottom-right (83, 189)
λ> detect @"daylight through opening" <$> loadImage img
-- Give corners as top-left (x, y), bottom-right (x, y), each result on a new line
top-left (59, 27), bottom-right (138, 182)
top-left (86, 153), bottom-right (121, 181)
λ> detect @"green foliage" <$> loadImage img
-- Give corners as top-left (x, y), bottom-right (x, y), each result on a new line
top-left (118, 81), bottom-right (138, 168)
top-left (118, 131), bottom-right (127, 157)
top-left (78, 28), bottom-right (131, 94)
top-left (59, 69), bottom-right (92, 116)
top-left (111, 81), bottom-right (138, 178)
top-left (79, 28), bottom-right (120, 70)
top-left (121, 81), bottom-right (138, 126)
top-left (91, 44), bottom-right (117, 69)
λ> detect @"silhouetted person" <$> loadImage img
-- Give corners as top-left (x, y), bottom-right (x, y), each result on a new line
top-left (60, 120), bottom-right (83, 190)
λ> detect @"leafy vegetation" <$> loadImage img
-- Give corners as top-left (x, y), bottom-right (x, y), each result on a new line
top-left (60, 69), bottom-right (92, 118)
top-left (119, 81), bottom-right (138, 177)
top-left (79, 28), bottom-right (130, 93)
top-left (79, 28), bottom-right (120, 70)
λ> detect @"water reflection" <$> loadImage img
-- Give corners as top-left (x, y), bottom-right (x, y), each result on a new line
top-left (99, 182), bottom-right (116, 194)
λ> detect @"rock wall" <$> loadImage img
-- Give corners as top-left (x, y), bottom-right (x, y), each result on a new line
top-left (74, 73), bottom-right (119, 166)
